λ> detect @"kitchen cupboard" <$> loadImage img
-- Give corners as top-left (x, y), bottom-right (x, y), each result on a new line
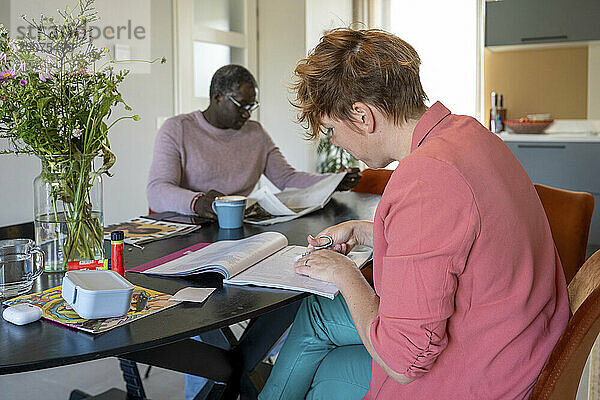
top-left (505, 140), bottom-right (600, 249)
top-left (486, 0), bottom-right (600, 48)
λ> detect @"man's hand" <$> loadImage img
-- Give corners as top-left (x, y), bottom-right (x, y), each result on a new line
top-left (193, 190), bottom-right (225, 219)
top-left (336, 167), bottom-right (361, 191)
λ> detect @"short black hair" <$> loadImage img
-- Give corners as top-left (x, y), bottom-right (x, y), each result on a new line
top-left (209, 64), bottom-right (257, 98)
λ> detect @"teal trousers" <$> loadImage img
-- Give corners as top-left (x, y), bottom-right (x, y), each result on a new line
top-left (259, 294), bottom-right (372, 400)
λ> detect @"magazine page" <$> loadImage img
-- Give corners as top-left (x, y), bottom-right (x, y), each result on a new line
top-left (140, 231), bottom-right (289, 278)
top-left (245, 173), bottom-right (346, 225)
top-left (104, 217), bottom-right (200, 246)
top-left (225, 245), bottom-right (373, 299)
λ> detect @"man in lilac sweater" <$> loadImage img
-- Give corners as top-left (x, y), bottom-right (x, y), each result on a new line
top-left (147, 64), bottom-right (359, 218)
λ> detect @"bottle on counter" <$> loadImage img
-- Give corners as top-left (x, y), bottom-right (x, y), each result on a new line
top-left (490, 92), bottom-right (498, 133)
top-left (489, 92), bottom-right (507, 133)
top-left (497, 94), bottom-right (506, 132)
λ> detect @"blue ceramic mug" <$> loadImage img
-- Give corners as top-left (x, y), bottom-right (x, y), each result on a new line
top-left (211, 195), bottom-right (247, 229)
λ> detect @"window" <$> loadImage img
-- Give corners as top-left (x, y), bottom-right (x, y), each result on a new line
top-left (388, 0), bottom-right (483, 119)
top-left (173, 0), bottom-right (257, 114)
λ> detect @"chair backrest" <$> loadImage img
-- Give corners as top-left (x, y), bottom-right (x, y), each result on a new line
top-left (351, 168), bottom-right (394, 195)
top-left (534, 184), bottom-right (594, 285)
top-left (530, 250), bottom-right (600, 400)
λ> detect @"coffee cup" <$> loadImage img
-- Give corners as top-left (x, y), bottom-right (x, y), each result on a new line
top-left (0, 239), bottom-right (45, 298)
top-left (211, 195), bottom-right (247, 229)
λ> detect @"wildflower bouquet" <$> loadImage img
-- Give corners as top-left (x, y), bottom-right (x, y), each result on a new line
top-left (0, 0), bottom-right (160, 271)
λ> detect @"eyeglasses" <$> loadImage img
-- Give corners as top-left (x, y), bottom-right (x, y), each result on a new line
top-left (227, 95), bottom-right (260, 113)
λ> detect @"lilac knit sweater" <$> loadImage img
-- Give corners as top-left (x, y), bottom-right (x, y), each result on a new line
top-left (147, 111), bottom-right (326, 214)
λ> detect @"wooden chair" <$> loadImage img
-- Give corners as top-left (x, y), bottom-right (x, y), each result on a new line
top-left (534, 184), bottom-right (595, 285)
top-left (351, 168), bottom-right (394, 195)
top-left (530, 249), bottom-right (600, 399)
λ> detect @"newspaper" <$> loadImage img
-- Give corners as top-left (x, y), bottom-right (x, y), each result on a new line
top-left (244, 173), bottom-right (345, 225)
top-left (104, 217), bottom-right (201, 247)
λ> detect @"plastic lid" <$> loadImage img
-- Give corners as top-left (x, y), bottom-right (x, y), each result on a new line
top-left (111, 230), bottom-right (125, 241)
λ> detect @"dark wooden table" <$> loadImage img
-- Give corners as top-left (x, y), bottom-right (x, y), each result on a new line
top-left (0, 192), bottom-right (379, 378)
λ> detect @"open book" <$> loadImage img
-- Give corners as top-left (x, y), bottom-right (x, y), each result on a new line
top-left (244, 173), bottom-right (346, 225)
top-left (132, 232), bottom-right (372, 299)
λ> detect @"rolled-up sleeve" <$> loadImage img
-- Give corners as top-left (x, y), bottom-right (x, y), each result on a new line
top-left (370, 156), bottom-right (479, 380)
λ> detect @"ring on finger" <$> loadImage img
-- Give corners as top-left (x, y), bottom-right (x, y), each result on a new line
top-left (304, 259), bottom-right (309, 266)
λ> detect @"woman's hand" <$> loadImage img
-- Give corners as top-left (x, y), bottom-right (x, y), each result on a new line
top-left (307, 220), bottom-right (372, 255)
top-left (294, 249), bottom-right (359, 285)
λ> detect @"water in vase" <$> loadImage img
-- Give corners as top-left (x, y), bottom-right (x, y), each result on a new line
top-left (35, 211), bottom-right (104, 272)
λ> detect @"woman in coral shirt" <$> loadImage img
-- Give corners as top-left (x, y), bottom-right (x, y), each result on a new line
top-left (258, 28), bottom-right (570, 400)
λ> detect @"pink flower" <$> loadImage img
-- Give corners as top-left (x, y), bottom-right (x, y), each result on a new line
top-left (19, 79), bottom-right (27, 86)
top-left (38, 71), bottom-right (52, 82)
top-left (0, 70), bottom-right (15, 79)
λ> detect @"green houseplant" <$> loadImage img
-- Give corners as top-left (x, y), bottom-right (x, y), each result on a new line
top-left (316, 133), bottom-right (358, 173)
top-left (0, 0), bottom-right (163, 271)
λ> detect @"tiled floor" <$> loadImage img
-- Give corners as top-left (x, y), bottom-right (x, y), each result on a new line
top-left (0, 358), bottom-right (186, 399)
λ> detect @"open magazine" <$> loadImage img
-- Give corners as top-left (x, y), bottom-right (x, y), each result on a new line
top-left (104, 217), bottom-right (201, 247)
top-left (244, 173), bottom-right (346, 225)
top-left (130, 232), bottom-right (372, 299)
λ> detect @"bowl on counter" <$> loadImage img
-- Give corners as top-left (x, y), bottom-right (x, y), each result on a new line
top-left (504, 119), bottom-right (554, 134)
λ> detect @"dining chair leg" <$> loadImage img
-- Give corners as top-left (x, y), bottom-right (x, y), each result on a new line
top-left (118, 358), bottom-right (147, 399)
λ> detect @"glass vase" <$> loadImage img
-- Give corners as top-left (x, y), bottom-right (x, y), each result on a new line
top-left (33, 155), bottom-right (104, 272)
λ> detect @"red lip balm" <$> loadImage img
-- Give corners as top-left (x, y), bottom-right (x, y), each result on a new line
top-left (111, 230), bottom-right (125, 276)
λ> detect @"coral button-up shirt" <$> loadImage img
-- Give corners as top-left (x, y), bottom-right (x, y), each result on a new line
top-left (365, 102), bottom-right (570, 399)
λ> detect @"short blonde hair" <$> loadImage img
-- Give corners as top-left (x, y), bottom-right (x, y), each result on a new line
top-left (292, 28), bottom-right (428, 139)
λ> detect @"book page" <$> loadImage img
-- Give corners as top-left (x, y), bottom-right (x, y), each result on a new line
top-left (142, 232), bottom-right (288, 278)
top-left (226, 245), bottom-right (372, 299)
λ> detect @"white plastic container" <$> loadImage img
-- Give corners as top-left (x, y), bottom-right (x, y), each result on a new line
top-left (61, 270), bottom-right (134, 319)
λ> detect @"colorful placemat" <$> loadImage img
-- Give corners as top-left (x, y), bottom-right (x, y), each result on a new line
top-left (3, 285), bottom-right (179, 334)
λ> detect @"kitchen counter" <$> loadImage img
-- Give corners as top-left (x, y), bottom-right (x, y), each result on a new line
top-left (498, 132), bottom-right (600, 142)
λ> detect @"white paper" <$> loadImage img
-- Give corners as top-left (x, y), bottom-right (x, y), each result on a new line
top-left (169, 287), bottom-right (216, 303)
top-left (246, 173), bottom-right (346, 225)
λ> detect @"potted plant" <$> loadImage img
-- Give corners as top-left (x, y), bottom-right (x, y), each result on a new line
top-left (0, 0), bottom-right (164, 271)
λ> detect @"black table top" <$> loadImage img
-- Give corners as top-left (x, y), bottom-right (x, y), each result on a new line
top-left (0, 192), bottom-right (379, 375)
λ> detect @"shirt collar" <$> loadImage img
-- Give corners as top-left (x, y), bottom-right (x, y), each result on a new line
top-left (411, 101), bottom-right (451, 152)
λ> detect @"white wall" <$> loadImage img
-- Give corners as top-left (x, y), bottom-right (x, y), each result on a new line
top-left (0, 0), bottom-right (173, 226)
top-left (102, 0), bottom-right (174, 225)
top-left (257, 0), bottom-right (351, 173)
top-left (257, 0), bottom-right (311, 172)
